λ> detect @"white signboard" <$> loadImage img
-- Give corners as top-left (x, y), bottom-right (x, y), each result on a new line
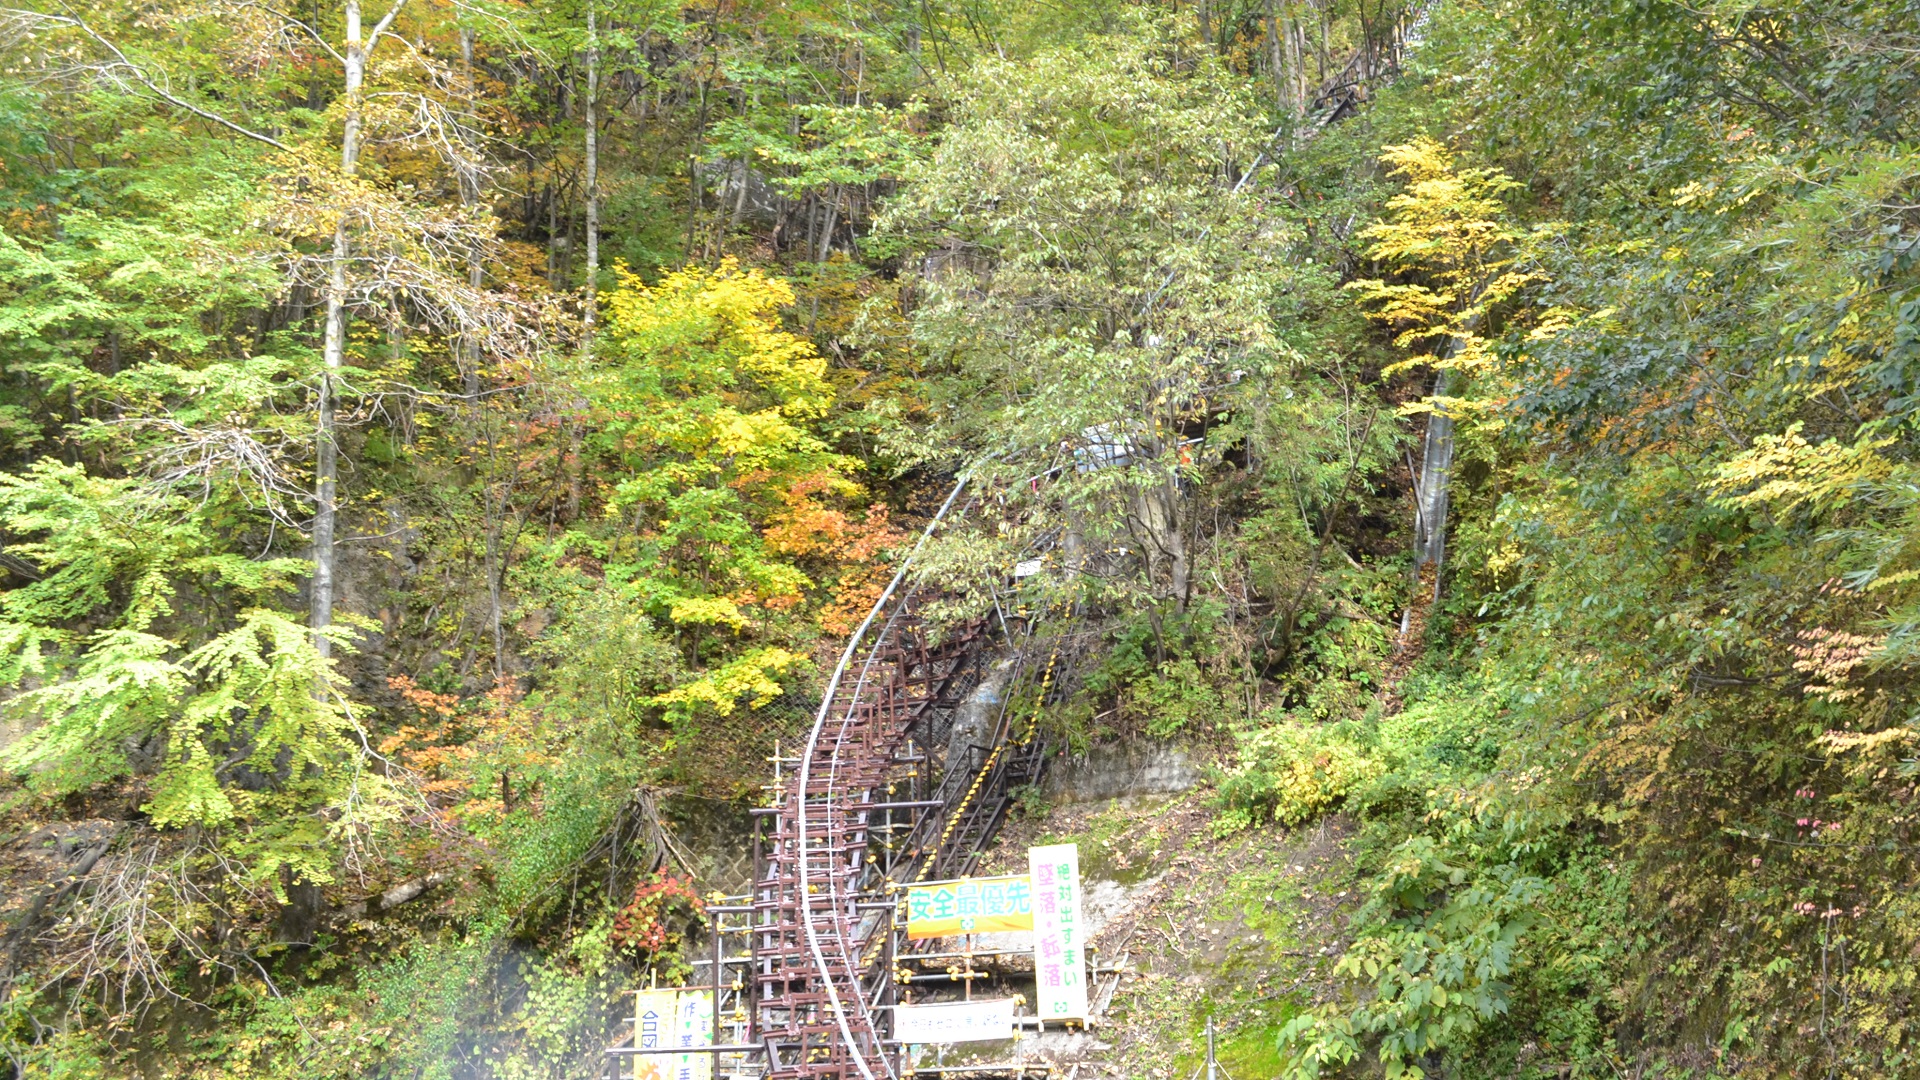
top-left (1028, 843), bottom-right (1088, 1022)
top-left (671, 989), bottom-right (713, 1080)
top-left (631, 989), bottom-right (711, 1080)
top-left (893, 998), bottom-right (1017, 1044)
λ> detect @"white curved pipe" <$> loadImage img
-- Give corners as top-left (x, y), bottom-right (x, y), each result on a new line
top-left (796, 473), bottom-right (971, 1080)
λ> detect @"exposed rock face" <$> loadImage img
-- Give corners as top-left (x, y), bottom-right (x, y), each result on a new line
top-left (663, 794), bottom-right (757, 892)
top-left (705, 160), bottom-right (787, 228)
top-left (945, 655), bottom-right (1018, 770)
top-left (1041, 741), bottom-right (1202, 805)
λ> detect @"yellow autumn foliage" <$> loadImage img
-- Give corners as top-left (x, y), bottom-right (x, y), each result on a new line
top-left (652, 647), bottom-right (808, 720)
top-left (606, 257), bottom-right (833, 418)
top-left (1346, 137), bottom-right (1540, 381)
top-left (1218, 720), bottom-right (1385, 828)
top-left (1708, 421), bottom-right (1895, 517)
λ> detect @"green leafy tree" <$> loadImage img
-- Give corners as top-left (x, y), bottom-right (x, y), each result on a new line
top-left (881, 15), bottom-right (1296, 616)
top-left (0, 463), bottom-right (392, 883)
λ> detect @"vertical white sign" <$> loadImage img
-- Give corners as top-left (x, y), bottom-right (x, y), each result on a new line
top-left (672, 989), bottom-right (713, 1080)
top-left (1028, 842), bottom-right (1088, 1022)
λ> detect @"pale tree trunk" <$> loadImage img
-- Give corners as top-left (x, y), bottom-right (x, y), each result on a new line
top-left (313, 1), bottom-right (367, 659)
top-left (456, 19), bottom-right (505, 672)
top-left (1282, 2), bottom-right (1305, 120)
top-left (1130, 461), bottom-right (1192, 616)
top-left (1401, 321), bottom-right (1475, 643)
top-left (685, 78), bottom-right (708, 259)
top-left (1409, 314), bottom-right (1479, 607)
top-left (816, 184), bottom-right (839, 263)
top-left (729, 154), bottom-right (751, 228)
top-left (1266, 2), bottom-right (1282, 107)
top-left (1396, 369), bottom-right (1453, 647)
top-left (566, 1), bottom-right (596, 523)
top-left (1270, 0), bottom-right (1307, 120)
top-left (547, 181), bottom-right (560, 288)
top-left (484, 424), bottom-right (506, 679)
top-left (459, 25), bottom-right (483, 399)
top-left (1163, 470), bottom-right (1190, 614)
top-left (1314, 0), bottom-right (1329, 83)
top-left (314, 233), bottom-right (342, 658)
top-left (583, 0), bottom-right (599, 331)
top-left (313, 0), bottom-right (406, 658)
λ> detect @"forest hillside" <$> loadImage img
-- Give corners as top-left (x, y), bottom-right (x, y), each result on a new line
top-left (3, 0), bottom-right (1920, 1077)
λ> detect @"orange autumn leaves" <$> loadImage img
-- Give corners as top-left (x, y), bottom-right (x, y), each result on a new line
top-left (762, 472), bottom-right (905, 636)
top-left (381, 675), bottom-right (557, 820)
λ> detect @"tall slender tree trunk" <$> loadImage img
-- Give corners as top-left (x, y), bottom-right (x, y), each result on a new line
top-left (569, 1), bottom-right (596, 524)
top-left (547, 182), bottom-right (560, 288)
top-left (729, 155), bottom-right (751, 228)
top-left (1400, 314), bottom-right (1480, 644)
top-left (1164, 473), bottom-right (1191, 615)
top-left (803, 192), bottom-right (818, 260)
top-left (1266, 1), bottom-right (1282, 107)
top-left (816, 184), bottom-right (839, 262)
top-left (454, 19), bottom-right (505, 668)
top-left (1315, 0), bottom-right (1329, 82)
top-left (314, 239), bottom-right (341, 659)
top-left (583, 0), bottom-right (599, 331)
top-left (1282, 2), bottom-right (1305, 119)
top-left (1130, 441), bottom-right (1192, 616)
top-left (1408, 305), bottom-right (1482, 611)
top-left (459, 25), bottom-right (482, 399)
top-left (314, 0), bottom-right (372, 659)
top-left (484, 421), bottom-right (505, 679)
top-left (684, 30), bottom-right (721, 261)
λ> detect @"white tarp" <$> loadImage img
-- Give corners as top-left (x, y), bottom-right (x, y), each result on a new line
top-left (1029, 842), bottom-right (1089, 1022)
top-left (892, 998), bottom-right (1017, 1044)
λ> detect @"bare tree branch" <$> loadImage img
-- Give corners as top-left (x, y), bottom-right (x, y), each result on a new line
top-left (1, 8), bottom-right (292, 151)
top-left (362, 0), bottom-right (409, 61)
top-left (233, 2), bottom-right (347, 65)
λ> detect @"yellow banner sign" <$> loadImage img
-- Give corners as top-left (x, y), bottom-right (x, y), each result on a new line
top-left (631, 990), bottom-right (677, 1080)
top-left (906, 874), bottom-right (1034, 939)
top-left (630, 988), bottom-right (711, 1080)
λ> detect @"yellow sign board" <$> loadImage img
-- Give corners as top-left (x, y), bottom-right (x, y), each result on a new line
top-left (631, 988), bottom-right (712, 1080)
top-left (631, 990), bottom-right (677, 1080)
top-left (906, 874), bottom-right (1034, 939)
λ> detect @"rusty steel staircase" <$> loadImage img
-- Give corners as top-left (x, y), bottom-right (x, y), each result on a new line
top-left (607, 472), bottom-right (1065, 1080)
top-left (753, 476), bottom-right (1028, 1080)
top-left (744, 469), bottom-right (1089, 1080)
top-left (753, 604), bottom-right (987, 1077)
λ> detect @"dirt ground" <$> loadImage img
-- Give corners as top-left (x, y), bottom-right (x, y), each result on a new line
top-left (975, 789), bottom-right (1366, 1080)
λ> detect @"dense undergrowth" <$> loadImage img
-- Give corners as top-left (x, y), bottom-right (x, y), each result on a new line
top-left (4, 0), bottom-right (1920, 1076)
